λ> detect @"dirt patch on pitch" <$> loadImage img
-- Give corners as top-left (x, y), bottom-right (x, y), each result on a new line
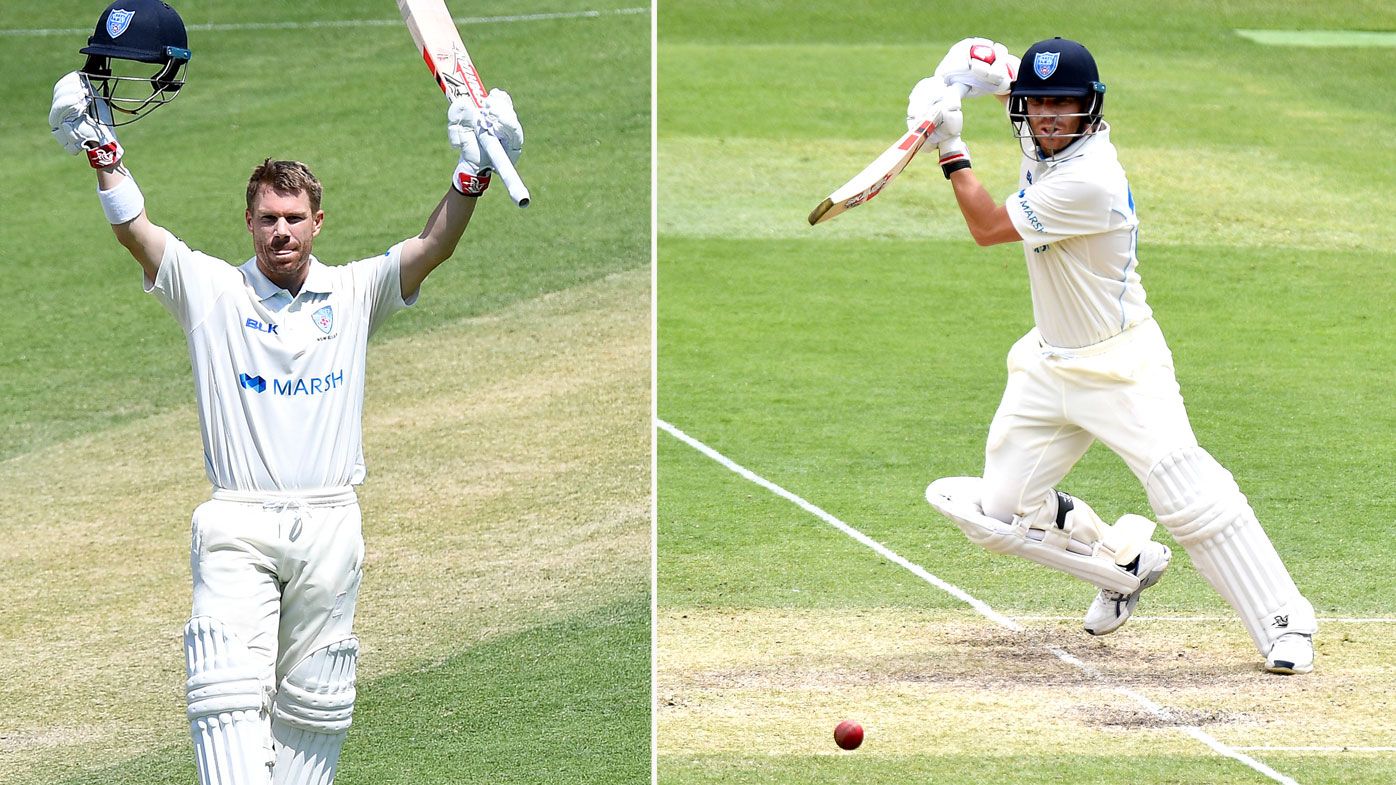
top-left (658, 608), bottom-right (1396, 757)
top-left (1073, 704), bottom-right (1250, 729)
top-left (0, 270), bottom-right (649, 784)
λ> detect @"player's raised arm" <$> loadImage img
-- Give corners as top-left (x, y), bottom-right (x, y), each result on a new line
top-left (50, 71), bottom-right (167, 280)
top-left (903, 38), bottom-right (1022, 246)
top-left (906, 76), bottom-right (1020, 247)
top-left (399, 90), bottom-right (524, 300)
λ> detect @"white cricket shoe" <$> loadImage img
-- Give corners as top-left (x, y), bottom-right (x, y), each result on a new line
top-left (1265, 633), bottom-right (1314, 675)
top-left (1083, 541), bottom-right (1172, 636)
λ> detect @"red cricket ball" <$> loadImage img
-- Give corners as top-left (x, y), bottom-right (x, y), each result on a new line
top-left (834, 719), bottom-right (863, 750)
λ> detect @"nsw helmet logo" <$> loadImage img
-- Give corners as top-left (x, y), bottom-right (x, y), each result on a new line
top-left (107, 9), bottom-right (135, 38)
top-left (1034, 51), bottom-right (1060, 80)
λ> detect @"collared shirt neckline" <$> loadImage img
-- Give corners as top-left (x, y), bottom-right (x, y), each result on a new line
top-left (240, 256), bottom-right (332, 304)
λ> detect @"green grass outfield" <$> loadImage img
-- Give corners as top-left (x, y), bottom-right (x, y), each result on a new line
top-left (0, 1), bottom-right (650, 783)
top-left (657, 2), bottom-right (1396, 784)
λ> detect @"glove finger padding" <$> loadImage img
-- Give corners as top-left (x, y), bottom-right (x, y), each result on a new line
top-left (906, 76), bottom-right (956, 131)
top-left (50, 72), bottom-right (95, 155)
top-left (50, 71), bottom-right (124, 166)
top-left (447, 97), bottom-right (481, 150)
top-left (925, 101), bottom-right (964, 147)
top-left (50, 72), bottom-right (90, 126)
top-left (934, 38), bottom-right (1018, 98)
top-left (447, 97), bottom-right (491, 195)
top-left (480, 89), bottom-right (523, 164)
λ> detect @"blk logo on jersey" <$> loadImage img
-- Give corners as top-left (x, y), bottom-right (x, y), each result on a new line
top-left (107, 9), bottom-right (135, 38)
top-left (1034, 51), bottom-right (1060, 80)
top-left (312, 305), bottom-right (334, 334)
top-left (239, 373), bottom-right (267, 393)
top-left (245, 318), bottom-right (278, 335)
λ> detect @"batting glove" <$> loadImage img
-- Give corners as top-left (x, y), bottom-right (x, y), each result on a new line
top-left (938, 137), bottom-right (972, 178)
top-left (447, 89), bottom-right (524, 197)
top-left (49, 71), bottom-right (124, 169)
top-left (906, 76), bottom-right (957, 131)
top-left (934, 37), bottom-right (1020, 99)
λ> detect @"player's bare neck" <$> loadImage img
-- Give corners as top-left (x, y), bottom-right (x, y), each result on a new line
top-left (256, 257), bottom-right (309, 298)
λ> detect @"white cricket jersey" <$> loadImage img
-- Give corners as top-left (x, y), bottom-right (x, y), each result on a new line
top-left (146, 232), bottom-right (414, 491)
top-left (1004, 123), bottom-right (1151, 349)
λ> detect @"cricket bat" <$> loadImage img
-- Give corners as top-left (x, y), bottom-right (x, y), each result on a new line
top-left (397, 0), bottom-right (531, 207)
top-left (808, 83), bottom-right (969, 226)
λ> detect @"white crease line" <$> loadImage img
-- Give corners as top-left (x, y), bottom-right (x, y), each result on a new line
top-left (657, 419), bottom-right (1022, 633)
top-left (0, 7), bottom-right (648, 36)
top-left (1016, 615), bottom-right (1396, 624)
top-left (659, 418), bottom-right (1302, 785)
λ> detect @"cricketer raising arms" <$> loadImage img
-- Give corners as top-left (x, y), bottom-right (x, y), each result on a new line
top-left (48, 2), bottom-right (524, 783)
top-left (912, 37), bottom-right (1316, 674)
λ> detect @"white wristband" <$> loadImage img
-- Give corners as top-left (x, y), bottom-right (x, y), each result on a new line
top-left (97, 175), bottom-right (145, 224)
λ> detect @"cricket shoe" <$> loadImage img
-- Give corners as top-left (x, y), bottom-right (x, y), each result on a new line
top-left (1265, 633), bottom-right (1314, 675)
top-left (1083, 541), bottom-right (1172, 636)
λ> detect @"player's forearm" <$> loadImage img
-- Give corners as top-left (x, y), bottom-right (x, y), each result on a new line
top-left (948, 168), bottom-right (1019, 246)
top-left (417, 187), bottom-right (476, 260)
top-left (399, 188), bottom-right (477, 298)
top-left (95, 162), bottom-right (166, 275)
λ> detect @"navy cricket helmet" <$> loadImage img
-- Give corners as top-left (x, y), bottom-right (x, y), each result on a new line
top-left (1008, 38), bottom-right (1105, 158)
top-left (79, 0), bottom-right (191, 126)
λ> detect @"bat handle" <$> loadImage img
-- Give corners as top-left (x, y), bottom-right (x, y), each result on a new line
top-left (480, 132), bottom-right (530, 208)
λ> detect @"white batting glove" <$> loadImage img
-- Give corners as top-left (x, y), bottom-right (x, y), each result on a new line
top-left (934, 37), bottom-right (1020, 99)
top-left (447, 89), bottom-right (524, 196)
top-left (49, 71), bottom-right (124, 169)
top-left (937, 137), bottom-right (971, 178)
top-left (906, 76), bottom-right (956, 131)
top-left (906, 78), bottom-right (964, 143)
top-left (925, 95), bottom-right (964, 148)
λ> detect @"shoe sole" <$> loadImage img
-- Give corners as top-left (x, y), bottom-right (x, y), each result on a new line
top-left (1083, 547), bottom-right (1172, 636)
top-left (1265, 659), bottom-right (1314, 675)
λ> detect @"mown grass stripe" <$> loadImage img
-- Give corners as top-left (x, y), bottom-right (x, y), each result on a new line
top-left (0, 7), bottom-right (649, 36)
top-left (1235, 29), bottom-right (1396, 47)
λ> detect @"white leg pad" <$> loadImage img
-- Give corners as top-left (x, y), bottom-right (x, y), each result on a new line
top-left (1145, 447), bottom-right (1317, 652)
top-left (185, 616), bottom-right (274, 785)
top-left (271, 637), bottom-right (359, 785)
top-left (927, 477), bottom-right (1149, 594)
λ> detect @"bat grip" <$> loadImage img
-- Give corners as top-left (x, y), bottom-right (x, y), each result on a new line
top-left (480, 132), bottom-right (530, 208)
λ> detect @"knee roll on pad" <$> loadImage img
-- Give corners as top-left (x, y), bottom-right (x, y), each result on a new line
top-left (1144, 447), bottom-right (1244, 546)
top-left (927, 477), bottom-right (1147, 594)
top-left (272, 637), bottom-right (358, 785)
top-left (1144, 448), bottom-right (1317, 652)
top-left (184, 616), bottom-right (274, 785)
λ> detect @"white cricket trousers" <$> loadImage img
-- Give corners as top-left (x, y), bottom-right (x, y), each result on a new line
top-left (191, 487), bottom-right (364, 694)
top-left (981, 318), bottom-right (1197, 520)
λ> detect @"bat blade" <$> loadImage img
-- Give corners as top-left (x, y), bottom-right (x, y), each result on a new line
top-left (396, 0), bottom-right (531, 208)
top-left (809, 83), bottom-right (970, 226)
top-left (807, 120), bottom-right (933, 226)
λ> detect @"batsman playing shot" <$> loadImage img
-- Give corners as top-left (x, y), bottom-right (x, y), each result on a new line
top-left (48, 2), bottom-right (524, 782)
top-left (908, 37), bottom-right (1316, 674)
